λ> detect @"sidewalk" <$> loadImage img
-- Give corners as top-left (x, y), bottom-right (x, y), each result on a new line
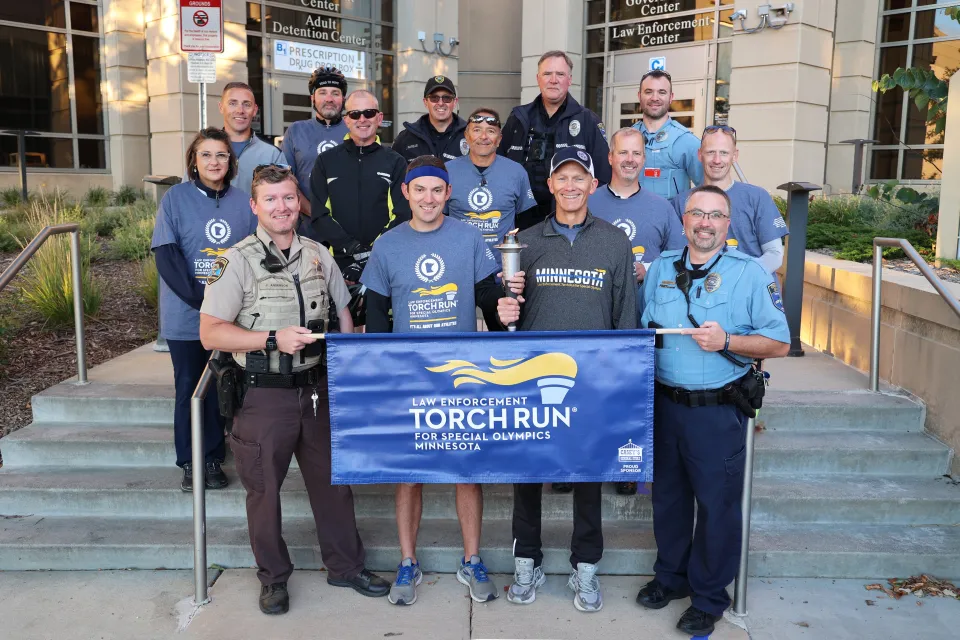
top-left (2, 569), bottom-right (957, 639)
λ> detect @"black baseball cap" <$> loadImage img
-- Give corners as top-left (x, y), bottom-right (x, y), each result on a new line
top-left (424, 75), bottom-right (457, 97)
top-left (549, 148), bottom-right (595, 177)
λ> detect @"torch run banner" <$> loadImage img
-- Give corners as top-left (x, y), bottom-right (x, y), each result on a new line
top-left (327, 330), bottom-right (655, 484)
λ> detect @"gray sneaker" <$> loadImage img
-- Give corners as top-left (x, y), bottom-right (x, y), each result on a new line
top-left (567, 562), bottom-right (602, 612)
top-left (506, 557), bottom-right (546, 605)
top-left (457, 555), bottom-right (499, 603)
top-left (387, 557), bottom-right (422, 606)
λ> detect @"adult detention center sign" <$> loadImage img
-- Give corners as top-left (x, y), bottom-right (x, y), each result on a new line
top-left (327, 331), bottom-right (655, 484)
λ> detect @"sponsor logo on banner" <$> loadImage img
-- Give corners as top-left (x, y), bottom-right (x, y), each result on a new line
top-left (273, 39), bottom-right (365, 78)
top-left (618, 439), bottom-right (644, 474)
top-left (407, 353), bottom-right (580, 451)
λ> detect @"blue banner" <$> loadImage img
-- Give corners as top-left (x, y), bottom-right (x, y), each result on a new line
top-left (327, 330), bottom-right (655, 484)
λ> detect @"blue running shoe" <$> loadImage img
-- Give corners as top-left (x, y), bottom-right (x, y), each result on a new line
top-left (457, 555), bottom-right (499, 602)
top-left (388, 557), bottom-right (422, 606)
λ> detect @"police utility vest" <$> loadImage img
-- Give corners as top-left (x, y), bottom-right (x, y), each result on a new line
top-left (232, 234), bottom-right (330, 373)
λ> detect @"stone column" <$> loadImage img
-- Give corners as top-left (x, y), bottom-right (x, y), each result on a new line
top-left (103, 0), bottom-right (150, 190)
top-left (936, 73), bottom-right (960, 262)
top-left (520, 0), bottom-right (583, 105)
top-left (728, 0), bottom-right (837, 193)
top-left (144, 0), bottom-right (248, 178)
top-left (824, 0), bottom-right (881, 194)
top-left (394, 0), bottom-right (459, 129)
top-left (457, 0), bottom-right (522, 119)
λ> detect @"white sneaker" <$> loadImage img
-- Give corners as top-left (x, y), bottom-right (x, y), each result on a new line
top-left (506, 557), bottom-right (546, 605)
top-left (567, 562), bottom-right (602, 612)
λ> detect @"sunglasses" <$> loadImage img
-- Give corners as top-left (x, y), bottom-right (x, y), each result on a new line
top-left (345, 108), bottom-right (380, 120)
top-left (468, 115), bottom-right (501, 127)
top-left (427, 94), bottom-right (456, 104)
top-left (703, 125), bottom-right (737, 141)
top-left (253, 163), bottom-right (293, 176)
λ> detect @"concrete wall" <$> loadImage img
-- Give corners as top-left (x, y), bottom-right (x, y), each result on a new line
top-left (519, 0), bottom-right (583, 105)
top-left (823, 0), bottom-right (880, 194)
top-left (144, 0), bottom-right (248, 178)
top-left (0, 174), bottom-right (114, 197)
top-left (395, 0), bottom-right (459, 128)
top-left (457, 0), bottom-right (522, 120)
top-left (798, 252), bottom-right (960, 473)
top-left (729, 0), bottom-right (837, 193)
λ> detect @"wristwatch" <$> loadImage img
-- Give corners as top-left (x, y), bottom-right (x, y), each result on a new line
top-left (265, 330), bottom-right (278, 352)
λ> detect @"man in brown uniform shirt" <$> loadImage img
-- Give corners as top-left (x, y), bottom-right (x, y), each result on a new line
top-left (200, 165), bottom-right (389, 614)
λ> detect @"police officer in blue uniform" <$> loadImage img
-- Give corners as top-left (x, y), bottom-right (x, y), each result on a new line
top-left (631, 70), bottom-right (703, 199)
top-left (636, 184), bottom-right (789, 637)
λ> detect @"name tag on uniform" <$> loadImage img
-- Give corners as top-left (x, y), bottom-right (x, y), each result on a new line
top-left (644, 168), bottom-right (662, 178)
top-left (659, 280), bottom-right (676, 288)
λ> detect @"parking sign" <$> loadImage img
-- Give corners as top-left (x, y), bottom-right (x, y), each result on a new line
top-left (180, 0), bottom-right (224, 53)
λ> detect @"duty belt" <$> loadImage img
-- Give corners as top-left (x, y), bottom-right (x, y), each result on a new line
top-left (244, 367), bottom-right (322, 389)
top-left (655, 381), bottom-right (731, 408)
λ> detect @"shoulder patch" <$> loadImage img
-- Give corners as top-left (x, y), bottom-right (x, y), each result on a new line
top-left (207, 256), bottom-right (229, 285)
top-left (767, 281), bottom-right (785, 312)
top-left (597, 121), bottom-right (606, 137)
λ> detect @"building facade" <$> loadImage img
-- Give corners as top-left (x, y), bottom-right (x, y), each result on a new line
top-left (1, 0), bottom-right (956, 196)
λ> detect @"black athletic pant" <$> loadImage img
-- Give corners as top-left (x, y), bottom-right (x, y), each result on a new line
top-left (512, 482), bottom-right (603, 569)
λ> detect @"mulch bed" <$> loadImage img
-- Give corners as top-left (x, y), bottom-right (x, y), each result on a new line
top-left (0, 252), bottom-right (157, 437)
top-left (811, 248), bottom-right (960, 284)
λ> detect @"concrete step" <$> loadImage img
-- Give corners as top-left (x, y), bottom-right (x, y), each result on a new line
top-left (2, 467), bottom-right (958, 525)
top-left (29, 383), bottom-right (924, 432)
top-left (4, 423), bottom-right (949, 476)
top-left (1, 514), bottom-right (958, 579)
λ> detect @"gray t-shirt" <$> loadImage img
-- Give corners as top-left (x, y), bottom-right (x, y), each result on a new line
top-left (150, 183), bottom-right (256, 340)
top-left (589, 185), bottom-right (686, 265)
top-left (672, 181), bottom-right (788, 258)
top-left (281, 117), bottom-right (349, 201)
top-left (361, 218), bottom-right (498, 332)
top-left (445, 155), bottom-right (536, 267)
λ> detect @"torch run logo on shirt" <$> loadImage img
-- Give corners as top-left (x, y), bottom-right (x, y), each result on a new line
top-left (613, 218), bottom-right (637, 241)
top-left (408, 352), bottom-right (580, 451)
top-left (205, 219), bottom-right (232, 245)
top-left (415, 253), bottom-right (446, 283)
top-left (468, 186), bottom-right (493, 211)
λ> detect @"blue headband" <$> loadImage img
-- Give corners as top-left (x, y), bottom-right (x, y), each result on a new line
top-left (404, 166), bottom-right (450, 185)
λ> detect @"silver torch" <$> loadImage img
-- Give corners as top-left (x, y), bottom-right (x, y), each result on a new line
top-left (494, 229), bottom-right (526, 332)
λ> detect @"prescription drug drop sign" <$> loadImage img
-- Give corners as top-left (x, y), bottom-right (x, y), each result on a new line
top-left (180, 0), bottom-right (224, 53)
top-left (273, 40), bottom-right (366, 79)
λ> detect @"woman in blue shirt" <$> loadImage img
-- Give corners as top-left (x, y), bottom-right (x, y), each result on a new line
top-left (150, 128), bottom-right (257, 492)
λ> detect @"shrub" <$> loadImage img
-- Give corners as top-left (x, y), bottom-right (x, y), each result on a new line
top-left (17, 199), bottom-right (102, 329)
top-left (84, 186), bottom-right (111, 207)
top-left (110, 217), bottom-right (154, 260)
top-left (807, 222), bottom-right (934, 263)
top-left (80, 206), bottom-right (128, 239)
top-left (1, 187), bottom-right (23, 207)
top-left (113, 185), bottom-right (142, 206)
top-left (0, 215), bottom-right (36, 252)
top-left (138, 255), bottom-right (159, 309)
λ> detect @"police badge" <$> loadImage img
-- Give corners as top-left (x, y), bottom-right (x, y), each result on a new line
top-left (655, 130), bottom-right (668, 143)
top-left (569, 120), bottom-right (581, 137)
top-left (460, 138), bottom-right (469, 155)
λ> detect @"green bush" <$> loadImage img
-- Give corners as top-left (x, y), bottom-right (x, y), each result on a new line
top-left (807, 222), bottom-right (934, 263)
top-left (84, 186), bottom-right (111, 207)
top-left (1, 187), bottom-right (23, 207)
top-left (110, 217), bottom-right (154, 260)
top-left (0, 215), bottom-right (36, 252)
top-left (113, 185), bottom-right (142, 206)
top-left (138, 255), bottom-right (159, 309)
top-left (80, 206), bottom-right (128, 239)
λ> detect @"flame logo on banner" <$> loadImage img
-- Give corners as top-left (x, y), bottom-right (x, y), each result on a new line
top-left (427, 354), bottom-right (578, 404)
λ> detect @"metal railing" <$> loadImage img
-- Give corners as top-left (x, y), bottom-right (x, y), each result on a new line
top-left (0, 223), bottom-right (88, 384)
top-left (870, 238), bottom-right (960, 391)
top-left (733, 415), bottom-right (757, 616)
top-left (190, 352), bottom-right (219, 606)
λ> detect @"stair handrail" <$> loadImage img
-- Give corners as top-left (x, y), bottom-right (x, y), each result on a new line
top-left (0, 223), bottom-right (87, 384)
top-left (190, 351), bottom-right (219, 606)
top-left (870, 238), bottom-right (960, 391)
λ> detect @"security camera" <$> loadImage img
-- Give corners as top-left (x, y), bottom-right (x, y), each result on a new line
top-left (730, 9), bottom-right (748, 20)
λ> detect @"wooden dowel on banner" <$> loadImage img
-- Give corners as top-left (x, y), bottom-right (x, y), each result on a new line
top-left (308, 334), bottom-right (327, 340)
top-left (310, 330), bottom-right (686, 338)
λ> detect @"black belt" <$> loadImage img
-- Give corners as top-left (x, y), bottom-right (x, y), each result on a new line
top-left (655, 381), bottom-right (731, 408)
top-left (244, 367), bottom-right (322, 389)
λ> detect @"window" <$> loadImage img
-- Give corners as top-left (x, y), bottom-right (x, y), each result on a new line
top-left (871, 0), bottom-right (960, 181)
top-left (0, 1), bottom-right (107, 171)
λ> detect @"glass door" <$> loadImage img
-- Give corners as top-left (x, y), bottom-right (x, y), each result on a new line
top-left (610, 81), bottom-right (706, 135)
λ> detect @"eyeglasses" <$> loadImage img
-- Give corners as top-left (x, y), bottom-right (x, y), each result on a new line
top-left (468, 115), bottom-right (501, 127)
top-left (427, 94), bottom-right (456, 104)
top-left (198, 151), bottom-right (230, 163)
top-left (345, 108), bottom-right (380, 120)
top-left (253, 163), bottom-right (292, 176)
top-left (684, 209), bottom-right (730, 221)
top-left (703, 125), bottom-right (737, 141)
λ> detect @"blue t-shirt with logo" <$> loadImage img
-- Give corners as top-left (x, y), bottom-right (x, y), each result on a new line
top-left (445, 155), bottom-right (536, 268)
top-left (361, 218), bottom-right (498, 332)
top-left (671, 181), bottom-right (788, 258)
top-left (150, 183), bottom-right (256, 340)
top-left (589, 185), bottom-right (685, 265)
top-left (281, 116), bottom-right (350, 201)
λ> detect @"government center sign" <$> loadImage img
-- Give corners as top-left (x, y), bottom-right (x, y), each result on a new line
top-left (608, 0), bottom-right (719, 49)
